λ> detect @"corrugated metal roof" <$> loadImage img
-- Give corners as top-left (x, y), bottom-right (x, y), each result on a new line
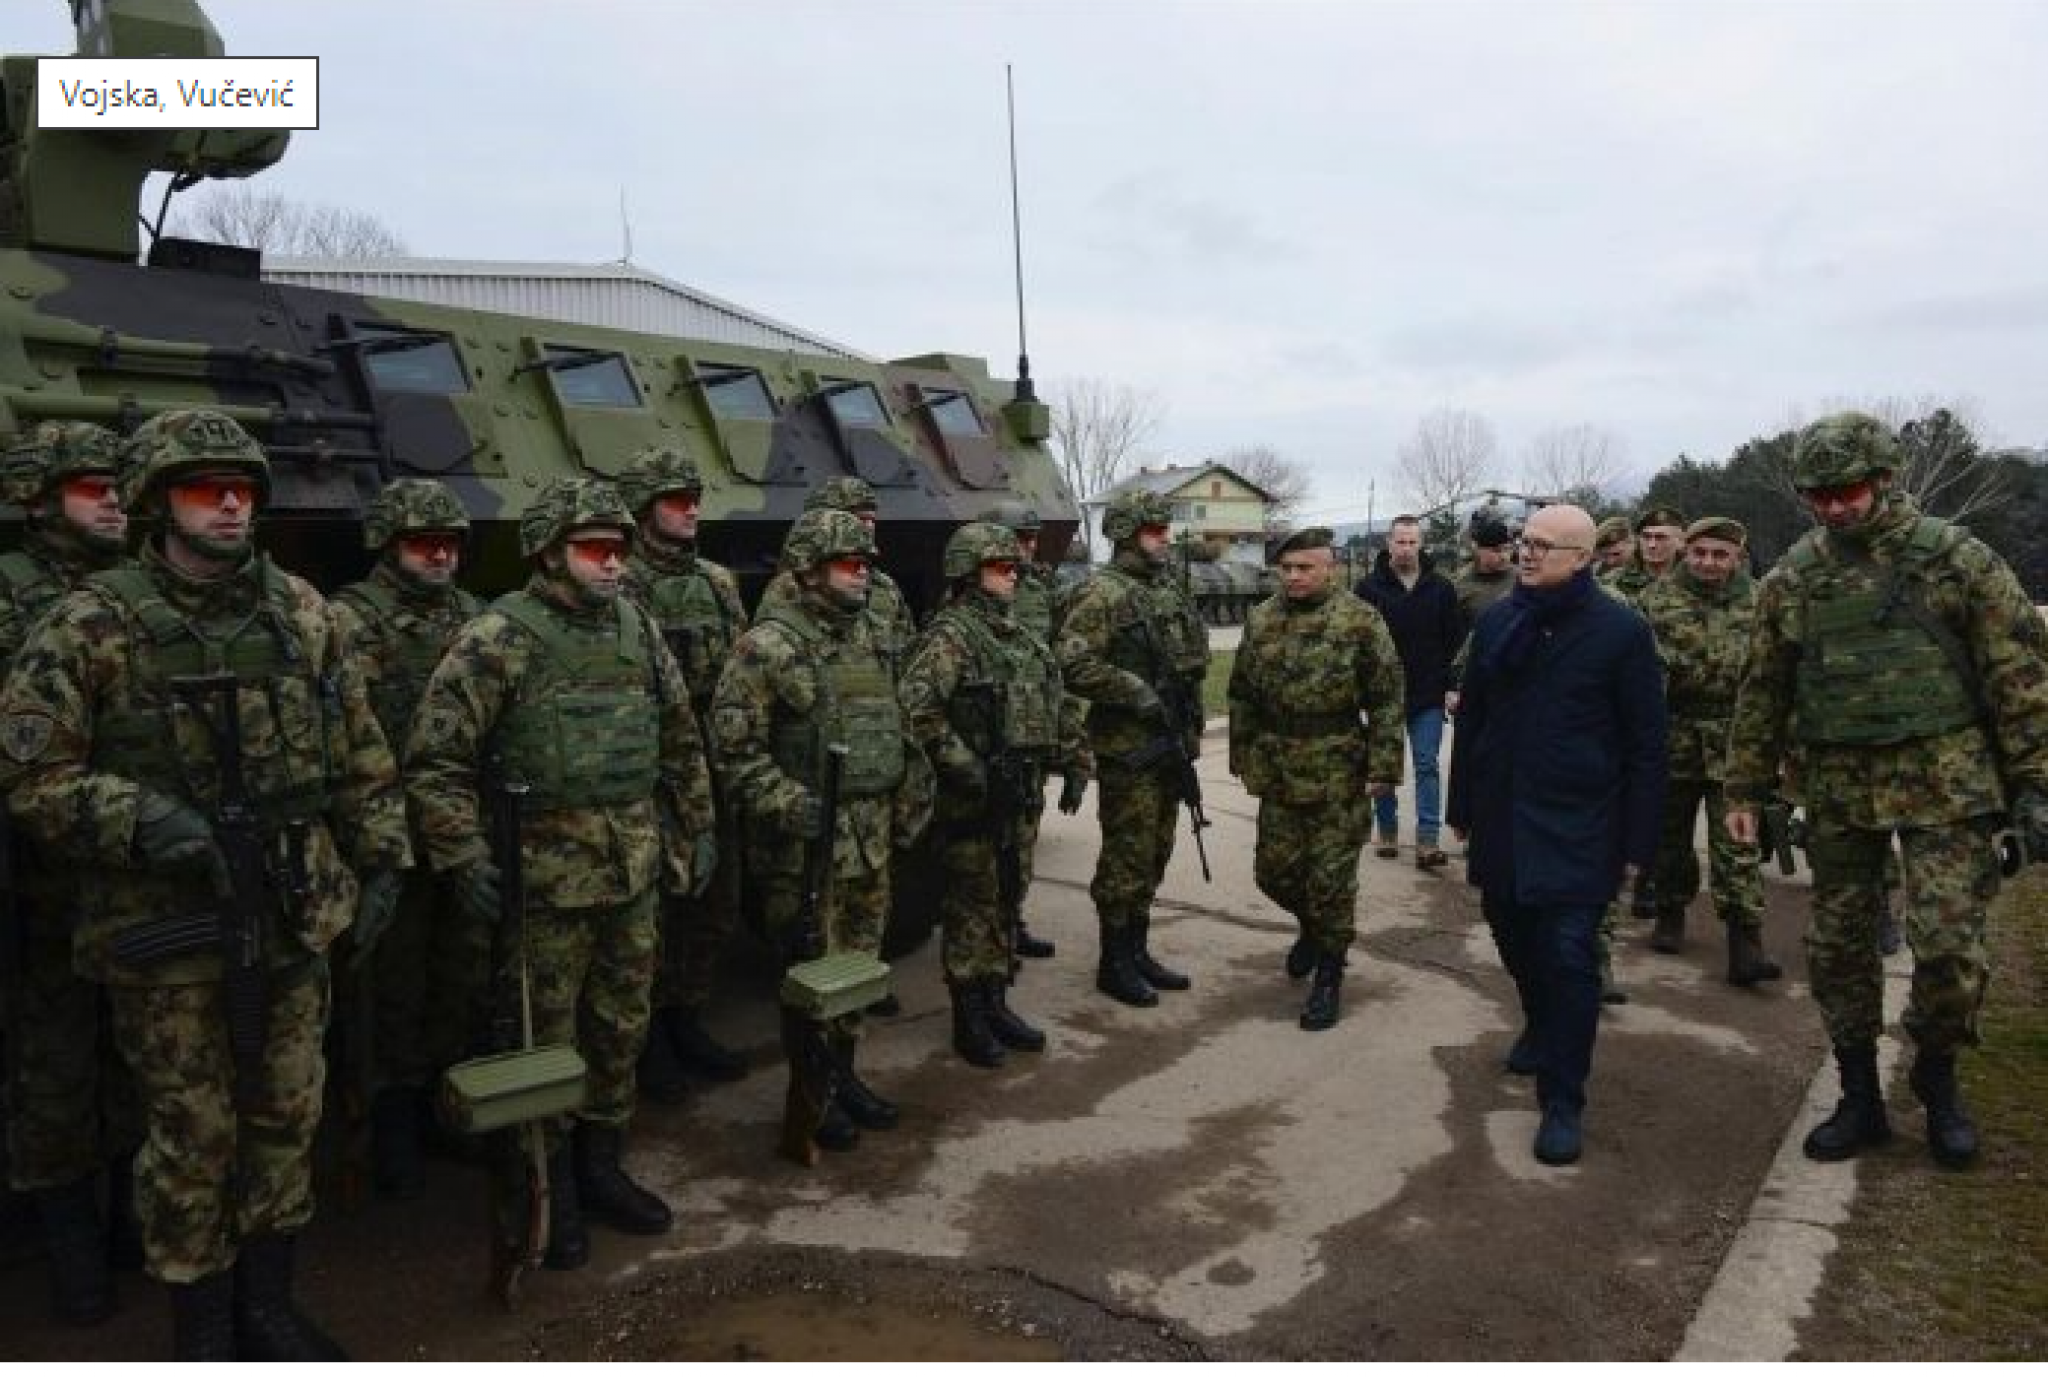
top-left (262, 256), bottom-right (872, 361)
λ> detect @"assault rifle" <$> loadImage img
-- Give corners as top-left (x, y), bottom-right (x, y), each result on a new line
top-left (1133, 621), bottom-right (1211, 883)
top-left (1757, 797), bottom-right (1807, 877)
top-left (778, 743), bottom-right (847, 1167)
top-left (169, 672), bottom-right (273, 1115)
top-left (488, 774), bottom-right (549, 1304)
top-left (986, 742), bottom-right (1039, 979)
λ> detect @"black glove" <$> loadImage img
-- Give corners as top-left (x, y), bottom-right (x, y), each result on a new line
top-left (457, 858), bottom-right (503, 926)
top-left (131, 792), bottom-right (222, 879)
top-left (1057, 773), bottom-right (1088, 815)
top-left (349, 869), bottom-right (405, 970)
top-left (788, 791), bottom-right (824, 840)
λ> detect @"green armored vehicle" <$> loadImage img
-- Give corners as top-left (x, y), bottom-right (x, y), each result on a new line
top-left (0, 0), bottom-right (1079, 613)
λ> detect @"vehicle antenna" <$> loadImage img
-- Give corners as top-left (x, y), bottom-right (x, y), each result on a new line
top-left (1005, 64), bottom-right (1035, 404)
top-left (617, 187), bottom-right (634, 265)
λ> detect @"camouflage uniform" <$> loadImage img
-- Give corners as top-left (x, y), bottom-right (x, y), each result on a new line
top-left (1636, 526), bottom-right (1780, 985)
top-left (1057, 490), bottom-right (1209, 1005)
top-left (328, 479), bottom-right (485, 1193)
top-left (0, 411), bottom-right (408, 1358)
top-left (1228, 527), bottom-right (1405, 1029)
top-left (0, 421), bottom-right (140, 1323)
top-left (405, 477), bottom-right (713, 1255)
top-left (1727, 412), bottom-right (2048, 1168)
top-left (754, 476), bottom-right (918, 671)
top-left (899, 523), bottom-right (1089, 1066)
top-left (617, 447), bottom-right (751, 1091)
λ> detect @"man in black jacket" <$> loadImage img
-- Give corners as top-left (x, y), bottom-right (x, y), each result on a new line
top-left (1353, 515), bottom-right (1462, 868)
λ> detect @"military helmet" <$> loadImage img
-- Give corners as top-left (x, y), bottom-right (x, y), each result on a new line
top-left (518, 477), bottom-right (633, 558)
top-left (1101, 490), bottom-right (1174, 543)
top-left (943, 521), bottom-right (1025, 579)
top-left (617, 445), bottom-right (703, 513)
top-left (804, 476), bottom-right (878, 514)
top-left (363, 478), bottom-right (470, 551)
top-left (782, 507), bottom-right (876, 571)
top-left (118, 409), bottom-right (270, 511)
top-left (1792, 411), bottom-right (1900, 489)
top-left (1, 421), bottom-right (123, 507)
top-left (978, 499), bottom-right (1042, 535)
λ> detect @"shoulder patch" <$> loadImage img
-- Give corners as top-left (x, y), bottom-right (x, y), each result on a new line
top-left (1, 710), bottom-right (54, 765)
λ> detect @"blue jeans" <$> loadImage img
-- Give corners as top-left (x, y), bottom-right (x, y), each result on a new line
top-left (1373, 706), bottom-right (1444, 844)
top-left (1481, 895), bottom-right (1603, 1112)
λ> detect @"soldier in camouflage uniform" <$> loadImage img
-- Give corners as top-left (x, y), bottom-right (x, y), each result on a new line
top-left (900, 523), bottom-right (1089, 1066)
top-left (405, 477), bottom-right (715, 1269)
top-left (1592, 515), bottom-right (1634, 574)
top-left (328, 479), bottom-right (485, 1199)
top-left (1601, 505), bottom-right (1685, 601)
top-left (977, 499), bottom-right (1070, 961)
top-left (756, 476), bottom-right (919, 672)
top-left (617, 447), bottom-right (751, 1100)
top-left (713, 508), bottom-right (923, 1152)
top-left (1442, 514), bottom-right (1516, 730)
top-left (1058, 489), bottom-right (1209, 1007)
top-left (0, 409), bottom-right (411, 1359)
top-left (1727, 412), bottom-right (2048, 1169)
top-left (1636, 518), bottom-right (1781, 986)
top-left (0, 421), bottom-right (140, 1324)
top-left (1228, 527), bottom-right (1405, 1030)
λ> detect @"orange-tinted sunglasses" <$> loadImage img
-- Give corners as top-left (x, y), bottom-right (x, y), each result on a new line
top-left (981, 559), bottom-right (1020, 578)
top-left (397, 532), bottom-right (462, 561)
top-left (825, 555), bottom-right (871, 577)
top-left (60, 474), bottom-right (119, 503)
top-left (1799, 478), bottom-right (1876, 506)
top-left (655, 492), bottom-right (701, 515)
top-left (169, 475), bottom-right (259, 508)
top-left (565, 535), bottom-right (631, 564)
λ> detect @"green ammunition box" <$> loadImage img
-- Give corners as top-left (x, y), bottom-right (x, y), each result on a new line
top-left (438, 1043), bottom-right (588, 1134)
top-left (779, 952), bottom-right (892, 1021)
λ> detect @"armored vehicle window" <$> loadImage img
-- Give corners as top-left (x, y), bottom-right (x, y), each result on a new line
top-left (544, 346), bottom-right (641, 408)
top-left (357, 327), bottom-right (468, 395)
top-left (821, 380), bottom-right (888, 429)
top-left (923, 389), bottom-right (985, 438)
top-left (698, 366), bottom-right (776, 421)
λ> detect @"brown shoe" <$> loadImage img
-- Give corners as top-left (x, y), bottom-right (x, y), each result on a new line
top-left (1415, 846), bottom-right (1449, 871)
top-left (1375, 831), bottom-right (1400, 859)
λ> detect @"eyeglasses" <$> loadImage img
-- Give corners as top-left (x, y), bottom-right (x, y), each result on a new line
top-left (825, 555), bottom-right (871, 577)
top-left (397, 532), bottom-right (462, 562)
top-left (655, 492), bottom-right (701, 515)
top-left (1799, 478), bottom-right (1875, 506)
top-left (169, 475), bottom-right (258, 508)
top-left (565, 535), bottom-right (630, 565)
top-left (1515, 538), bottom-right (1586, 558)
top-left (60, 475), bottom-right (118, 503)
top-left (981, 559), bottom-right (1020, 578)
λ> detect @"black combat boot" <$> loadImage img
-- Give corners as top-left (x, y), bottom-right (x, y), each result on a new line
top-left (1802, 1044), bottom-right (1893, 1162)
top-left (1284, 935), bottom-right (1316, 981)
top-left (233, 1233), bottom-right (347, 1361)
top-left (1094, 926), bottom-right (1158, 1008)
top-left (31, 1177), bottom-right (114, 1325)
top-left (1909, 1052), bottom-right (1981, 1169)
top-left (371, 1084), bottom-right (427, 1199)
top-left (573, 1123), bottom-right (674, 1236)
top-left (542, 1147), bottom-right (589, 1270)
top-left (950, 984), bottom-right (1006, 1068)
top-left (1629, 876), bottom-right (1659, 921)
top-left (814, 1100), bottom-right (860, 1153)
top-left (1132, 914), bottom-right (1191, 992)
top-left (636, 1015), bottom-right (693, 1106)
top-left (831, 1034), bottom-right (901, 1129)
top-left (170, 1270), bottom-right (238, 1361)
top-left (665, 1007), bottom-right (748, 1083)
top-left (1014, 922), bottom-right (1056, 960)
top-left (1725, 924), bottom-right (1783, 987)
top-left (1299, 950), bottom-right (1345, 1032)
top-left (1649, 906), bottom-right (1686, 954)
top-left (983, 980), bottom-right (1047, 1053)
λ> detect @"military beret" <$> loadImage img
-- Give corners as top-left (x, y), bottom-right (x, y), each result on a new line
top-left (1469, 516), bottom-right (1514, 549)
top-left (1271, 526), bottom-right (1334, 560)
top-left (1635, 506), bottom-right (1688, 533)
top-left (1593, 515), bottom-right (1633, 548)
top-left (1684, 516), bottom-right (1747, 546)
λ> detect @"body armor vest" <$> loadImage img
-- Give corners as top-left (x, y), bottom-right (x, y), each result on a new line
top-left (333, 578), bottom-right (479, 749)
top-left (631, 555), bottom-right (734, 707)
top-left (490, 592), bottom-right (662, 812)
top-left (1788, 518), bottom-right (1981, 746)
top-left (1011, 566), bottom-right (1055, 645)
top-left (1101, 567), bottom-right (1205, 685)
top-left (935, 602), bottom-right (1062, 760)
top-left (86, 563), bottom-right (335, 823)
top-left (759, 606), bottom-right (906, 799)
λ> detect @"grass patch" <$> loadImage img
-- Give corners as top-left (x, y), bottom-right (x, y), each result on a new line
top-left (1202, 648), bottom-right (1234, 719)
top-left (1798, 866), bottom-right (2048, 1359)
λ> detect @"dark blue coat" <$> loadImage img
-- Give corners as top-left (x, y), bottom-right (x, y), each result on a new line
top-left (1353, 551), bottom-right (1462, 712)
top-left (1445, 575), bottom-right (1667, 906)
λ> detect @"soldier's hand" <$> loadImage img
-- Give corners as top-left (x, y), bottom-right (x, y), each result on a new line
top-left (1367, 780), bottom-right (1396, 798)
top-left (1726, 809), bottom-right (1758, 846)
top-left (457, 859), bottom-right (503, 926)
top-left (349, 869), bottom-right (405, 969)
top-left (131, 791), bottom-right (223, 878)
top-left (789, 791), bottom-right (824, 840)
top-left (689, 833), bottom-right (719, 898)
top-left (1057, 773), bottom-right (1088, 815)
top-left (1443, 690), bottom-right (1461, 718)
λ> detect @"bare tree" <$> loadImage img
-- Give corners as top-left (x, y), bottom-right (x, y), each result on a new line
top-left (1214, 444), bottom-right (1312, 526)
top-left (166, 184), bottom-right (409, 257)
top-left (1520, 423), bottom-right (1626, 502)
top-left (1398, 407), bottom-right (1497, 513)
top-left (1046, 377), bottom-right (1163, 501)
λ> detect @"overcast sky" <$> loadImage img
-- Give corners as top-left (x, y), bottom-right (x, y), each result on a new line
top-left (21, 1), bottom-right (2048, 519)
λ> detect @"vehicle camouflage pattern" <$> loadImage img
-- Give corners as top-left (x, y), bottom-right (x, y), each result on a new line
top-left (0, 0), bottom-right (1079, 617)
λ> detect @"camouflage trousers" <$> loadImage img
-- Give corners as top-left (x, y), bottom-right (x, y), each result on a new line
top-left (365, 867), bottom-right (490, 1090)
top-left (931, 823), bottom-right (1023, 988)
top-left (109, 959), bottom-right (328, 1284)
top-left (1655, 776), bottom-right (1763, 937)
top-left (759, 863), bottom-right (889, 1041)
top-left (1805, 816), bottom-right (1999, 1053)
top-left (1090, 762), bottom-right (1181, 932)
top-left (651, 811), bottom-right (743, 1015)
top-left (5, 904), bottom-right (139, 1190)
top-left (523, 890), bottom-right (658, 1149)
top-left (1254, 791), bottom-right (1373, 954)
